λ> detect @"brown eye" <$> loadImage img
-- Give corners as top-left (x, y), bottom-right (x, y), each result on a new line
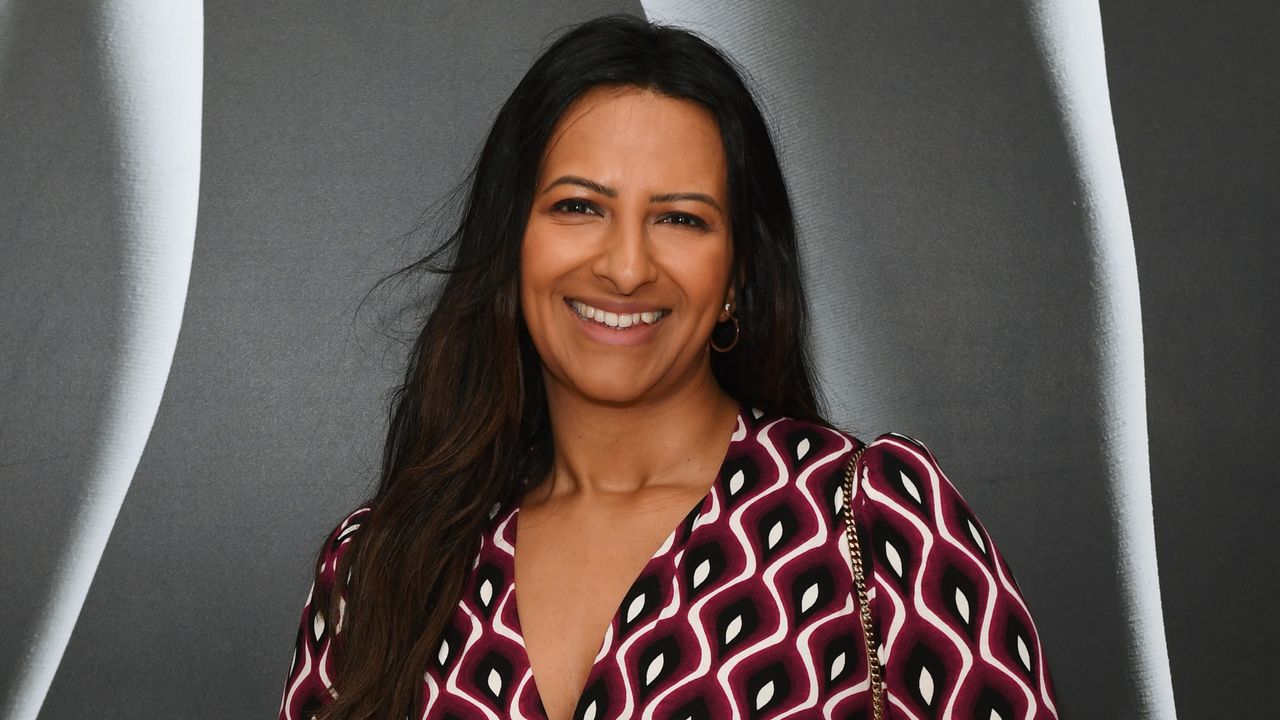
top-left (661, 212), bottom-right (707, 229)
top-left (552, 198), bottom-right (599, 215)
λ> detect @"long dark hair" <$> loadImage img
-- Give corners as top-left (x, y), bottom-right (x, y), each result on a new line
top-left (315, 13), bottom-right (830, 718)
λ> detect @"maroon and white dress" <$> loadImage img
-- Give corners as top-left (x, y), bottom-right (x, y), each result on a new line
top-left (280, 404), bottom-right (1058, 719)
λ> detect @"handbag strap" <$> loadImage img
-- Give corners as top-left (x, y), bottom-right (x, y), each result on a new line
top-left (841, 443), bottom-right (885, 719)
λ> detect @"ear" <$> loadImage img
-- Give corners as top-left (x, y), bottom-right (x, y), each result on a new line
top-left (721, 284), bottom-right (736, 320)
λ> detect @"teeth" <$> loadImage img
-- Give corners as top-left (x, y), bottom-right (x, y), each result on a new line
top-left (570, 300), bottom-right (667, 328)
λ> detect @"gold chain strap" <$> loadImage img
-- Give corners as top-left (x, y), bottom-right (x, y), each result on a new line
top-left (841, 443), bottom-right (885, 719)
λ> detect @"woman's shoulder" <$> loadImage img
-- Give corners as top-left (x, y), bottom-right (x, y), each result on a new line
top-left (740, 406), bottom-right (865, 454)
top-left (749, 410), bottom-right (980, 532)
top-left (759, 409), bottom-right (946, 474)
top-left (848, 431), bottom-right (973, 509)
top-left (832, 430), bottom-right (1061, 715)
top-left (856, 430), bottom-right (955, 485)
top-left (312, 504), bottom-right (372, 591)
top-left (842, 430), bottom-right (993, 544)
top-left (324, 504), bottom-right (372, 549)
top-left (838, 429), bottom-right (1036, 636)
top-left (745, 407), bottom-right (946, 468)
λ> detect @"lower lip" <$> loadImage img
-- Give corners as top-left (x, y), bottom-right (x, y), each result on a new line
top-left (565, 299), bottom-right (665, 347)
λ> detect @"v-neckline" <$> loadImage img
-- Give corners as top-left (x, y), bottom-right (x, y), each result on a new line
top-left (508, 403), bottom-right (750, 720)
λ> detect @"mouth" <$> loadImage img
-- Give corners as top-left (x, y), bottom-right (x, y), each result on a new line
top-left (565, 298), bottom-right (670, 329)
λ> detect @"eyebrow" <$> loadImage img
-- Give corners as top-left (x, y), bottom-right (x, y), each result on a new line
top-left (542, 175), bottom-right (723, 214)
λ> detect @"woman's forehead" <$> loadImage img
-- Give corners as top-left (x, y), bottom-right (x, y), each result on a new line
top-left (538, 87), bottom-right (727, 194)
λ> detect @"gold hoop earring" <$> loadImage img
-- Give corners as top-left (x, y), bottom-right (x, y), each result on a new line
top-left (710, 303), bottom-right (740, 352)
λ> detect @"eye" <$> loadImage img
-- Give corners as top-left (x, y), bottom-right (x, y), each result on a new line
top-left (551, 198), bottom-right (599, 216)
top-left (660, 212), bottom-right (708, 230)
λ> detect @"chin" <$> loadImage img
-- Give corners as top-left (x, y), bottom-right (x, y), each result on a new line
top-left (568, 375), bottom-right (660, 407)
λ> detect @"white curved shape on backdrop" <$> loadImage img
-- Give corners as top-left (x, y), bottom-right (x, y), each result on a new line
top-left (640, 0), bottom-right (864, 415)
top-left (643, 0), bottom-right (1175, 715)
top-left (0, 2), bottom-right (202, 720)
top-left (1024, 2), bottom-right (1176, 717)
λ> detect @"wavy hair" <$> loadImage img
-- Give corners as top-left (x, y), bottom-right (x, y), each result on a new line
top-left (314, 13), bottom-right (829, 718)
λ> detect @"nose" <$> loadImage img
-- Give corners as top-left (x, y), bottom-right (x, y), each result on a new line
top-left (591, 214), bottom-right (658, 294)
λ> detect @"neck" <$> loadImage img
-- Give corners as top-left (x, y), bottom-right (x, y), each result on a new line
top-left (535, 369), bottom-right (740, 500)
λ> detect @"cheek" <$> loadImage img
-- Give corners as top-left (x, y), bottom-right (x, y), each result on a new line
top-left (665, 243), bottom-right (733, 308)
top-left (520, 227), bottom-right (551, 291)
top-left (519, 226), bottom-right (573, 325)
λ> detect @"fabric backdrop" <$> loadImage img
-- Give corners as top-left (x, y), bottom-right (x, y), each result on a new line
top-left (1, 1), bottom-right (1275, 718)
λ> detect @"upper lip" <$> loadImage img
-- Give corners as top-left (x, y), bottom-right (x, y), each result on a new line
top-left (566, 296), bottom-right (670, 314)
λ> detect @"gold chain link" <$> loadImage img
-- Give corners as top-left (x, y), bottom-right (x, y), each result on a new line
top-left (842, 443), bottom-right (884, 720)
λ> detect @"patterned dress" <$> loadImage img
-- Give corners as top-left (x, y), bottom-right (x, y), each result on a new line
top-left (280, 404), bottom-right (1058, 719)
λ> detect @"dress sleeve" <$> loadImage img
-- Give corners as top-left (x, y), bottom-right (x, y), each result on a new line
top-left (278, 506), bottom-right (370, 720)
top-left (853, 433), bottom-right (1059, 719)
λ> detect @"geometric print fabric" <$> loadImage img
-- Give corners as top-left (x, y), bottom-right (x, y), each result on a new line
top-left (280, 404), bottom-right (1058, 719)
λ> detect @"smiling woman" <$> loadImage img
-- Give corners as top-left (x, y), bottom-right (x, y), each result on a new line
top-left (279, 14), bottom-right (1059, 720)
top-left (522, 86), bottom-right (734, 398)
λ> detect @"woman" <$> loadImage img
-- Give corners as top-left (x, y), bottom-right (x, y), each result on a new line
top-left (280, 14), bottom-right (1057, 720)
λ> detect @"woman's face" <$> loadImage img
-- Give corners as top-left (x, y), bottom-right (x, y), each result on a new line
top-left (521, 85), bottom-right (734, 407)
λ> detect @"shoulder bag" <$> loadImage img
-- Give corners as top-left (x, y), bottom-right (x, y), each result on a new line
top-left (842, 443), bottom-right (885, 719)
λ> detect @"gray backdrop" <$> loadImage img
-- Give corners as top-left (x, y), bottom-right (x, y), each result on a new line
top-left (1, 1), bottom-right (1275, 718)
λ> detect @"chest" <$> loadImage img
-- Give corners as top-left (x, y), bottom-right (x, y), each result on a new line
top-left (416, 429), bottom-right (871, 719)
top-left (513, 491), bottom-right (709, 720)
